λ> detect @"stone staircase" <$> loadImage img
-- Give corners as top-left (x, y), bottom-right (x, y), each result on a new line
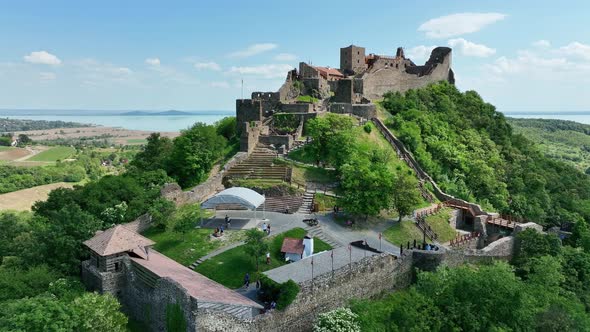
top-left (225, 146), bottom-right (291, 182)
top-left (303, 224), bottom-right (342, 249)
top-left (256, 196), bottom-right (303, 214)
top-left (296, 191), bottom-right (314, 214)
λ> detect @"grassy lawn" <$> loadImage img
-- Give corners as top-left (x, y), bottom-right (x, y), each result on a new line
top-left (296, 95), bottom-right (319, 103)
top-left (383, 220), bottom-right (424, 247)
top-left (424, 208), bottom-right (458, 242)
top-left (195, 227), bottom-right (332, 288)
top-left (287, 145), bottom-right (317, 164)
top-left (0, 146), bottom-right (13, 151)
top-left (314, 193), bottom-right (337, 211)
top-left (28, 146), bottom-right (75, 162)
top-left (142, 227), bottom-right (244, 266)
top-left (286, 162), bottom-right (337, 185)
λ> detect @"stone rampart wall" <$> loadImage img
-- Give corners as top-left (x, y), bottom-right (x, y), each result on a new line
top-left (259, 135), bottom-right (293, 150)
top-left (121, 214), bottom-right (153, 233)
top-left (280, 103), bottom-right (313, 113)
top-left (197, 253), bottom-right (413, 332)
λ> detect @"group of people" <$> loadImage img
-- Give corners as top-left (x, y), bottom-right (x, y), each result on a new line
top-left (261, 222), bottom-right (271, 235)
top-left (212, 225), bottom-right (224, 237)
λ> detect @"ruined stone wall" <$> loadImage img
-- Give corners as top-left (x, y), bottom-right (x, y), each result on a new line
top-left (362, 50), bottom-right (451, 100)
top-left (280, 103), bottom-right (313, 113)
top-left (259, 135), bottom-right (293, 150)
top-left (197, 253), bottom-right (413, 332)
top-left (333, 79), bottom-right (353, 103)
top-left (236, 99), bottom-right (263, 135)
top-left (240, 121), bottom-right (263, 153)
top-left (329, 103), bottom-right (376, 119)
top-left (278, 70), bottom-right (299, 103)
top-left (252, 91), bottom-right (280, 115)
top-left (122, 214), bottom-right (153, 233)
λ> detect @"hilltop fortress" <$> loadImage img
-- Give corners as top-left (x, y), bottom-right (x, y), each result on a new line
top-left (237, 45), bottom-right (454, 153)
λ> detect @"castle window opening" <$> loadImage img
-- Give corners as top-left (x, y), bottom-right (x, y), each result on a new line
top-left (115, 262), bottom-right (121, 271)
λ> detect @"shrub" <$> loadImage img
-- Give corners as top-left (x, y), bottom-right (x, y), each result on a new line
top-left (258, 275), bottom-right (300, 310)
top-left (314, 307), bottom-right (361, 332)
top-left (363, 123), bottom-right (372, 134)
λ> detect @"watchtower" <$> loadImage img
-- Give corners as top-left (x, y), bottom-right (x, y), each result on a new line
top-left (340, 45), bottom-right (366, 75)
top-left (81, 225), bottom-right (154, 295)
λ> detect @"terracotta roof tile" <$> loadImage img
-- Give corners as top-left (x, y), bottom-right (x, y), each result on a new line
top-left (83, 225), bottom-right (155, 256)
top-left (281, 238), bottom-right (304, 255)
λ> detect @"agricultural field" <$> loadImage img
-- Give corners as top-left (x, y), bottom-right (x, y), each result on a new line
top-left (28, 146), bottom-right (75, 162)
top-left (0, 182), bottom-right (76, 211)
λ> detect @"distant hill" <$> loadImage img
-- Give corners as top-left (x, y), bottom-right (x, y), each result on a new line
top-left (508, 117), bottom-right (590, 173)
top-left (0, 118), bottom-right (89, 133)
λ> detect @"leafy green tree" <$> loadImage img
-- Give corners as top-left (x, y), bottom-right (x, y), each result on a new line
top-left (149, 197), bottom-right (176, 229)
top-left (130, 133), bottom-right (174, 172)
top-left (391, 171), bottom-right (422, 222)
top-left (72, 292), bottom-right (128, 332)
top-left (306, 114), bottom-right (355, 165)
top-left (0, 265), bottom-right (60, 302)
top-left (0, 295), bottom-right (76, 331)
top-left (215, 116), bottom-right (237, 141)
top-left (167, 122), bottom-right (226, 188)
top-left (17, 134), bottom-right (32, 145)
top-left (37, 204), bottom-right (103, 275)
top-left (244, 228), bottom-right (268, 271)
top-left (313, 307), bottom-right (360, 332)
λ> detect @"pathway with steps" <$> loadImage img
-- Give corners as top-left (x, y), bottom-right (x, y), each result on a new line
top-left (303, 224), bottom-right (342, 249)
top-left (297, 191), bottom-right (314, 214)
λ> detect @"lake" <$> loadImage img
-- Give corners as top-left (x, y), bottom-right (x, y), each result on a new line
top-left (0, 111), bottom-right (234, 132)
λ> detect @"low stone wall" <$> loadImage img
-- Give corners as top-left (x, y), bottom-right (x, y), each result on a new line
top-left (197, 253), bottom-right (413, 332)
top-left (259, 134), bottom-right (293, 150)
top-left (122, 214), bottom-right (153, 233)
top-left (330, 103), bottom-right (376, 119)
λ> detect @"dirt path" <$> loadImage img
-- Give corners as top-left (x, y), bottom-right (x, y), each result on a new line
top-left (0, 182), bottom-right (75, 211)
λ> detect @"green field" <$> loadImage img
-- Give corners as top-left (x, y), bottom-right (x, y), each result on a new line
top-left (28, 146), bottom-right (75, 162)
top-left (424, 208), bottom-right (458, 242)
top-left (195, 227), bottom-right (332, 288)
top-left (0, 146), bottom-right (13, 151)
top-left (383, 220), bottom-right (424, 247)
top-left (126, 139), bottom-right (148, 144)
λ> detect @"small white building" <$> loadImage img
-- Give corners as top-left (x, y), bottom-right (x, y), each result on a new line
top-left (281, 236), bottom-right (314, 263)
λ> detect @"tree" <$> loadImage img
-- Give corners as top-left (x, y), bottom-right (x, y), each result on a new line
top-left (391, 172), bottom-right (422, 222)
top-left (0, 295), bottom-right (76, 331)
top-left (149, 197), bottom-right (176, 229)
top-left (130, 133), bottom-right (173, 172)
top-left (215, 116), bottom-right (237, 141)
top-left (338, 155), bottom-right (395, 220)
top-left (313, 307), bottom-right (361, 332)
top-left (17, 134), bottom-right (32, 145)
top-left (167, 123), bottom-right (226, 188)
top-left (37, 204), bottom-right (103, 275)
top-left (244, 228), bottom-right (268, 271)
top-left (306, 114), bottom-right (355, 165)
top-left (72, 292), bottom-right (128, 332)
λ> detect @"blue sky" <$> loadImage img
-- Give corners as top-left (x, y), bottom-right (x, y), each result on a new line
top-left (1, 0), bottom-right (589, 112)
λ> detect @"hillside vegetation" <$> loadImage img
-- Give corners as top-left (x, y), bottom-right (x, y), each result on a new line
top-left (382, 82), bottom-right (590, 226)
top-left (0, 118), bottom-right (88, 132)
top-left (508, 117), bottom-right (590, 172)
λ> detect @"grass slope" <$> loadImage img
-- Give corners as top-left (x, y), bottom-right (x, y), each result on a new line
top-left (424, 208), bottom-right (458, 242)
top-left (195, 227), bottom-right (332, 288)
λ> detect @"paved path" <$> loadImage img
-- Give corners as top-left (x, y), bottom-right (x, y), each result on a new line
top-left (189, 210), bottom-right (402, 269)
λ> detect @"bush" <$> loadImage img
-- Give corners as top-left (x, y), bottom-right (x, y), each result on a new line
top-left (258, 275), bottom-right (300, 310)
top-left (363, 123), bottom-right (372, 134)
top-left (314, 307), bottom-right (361, 332)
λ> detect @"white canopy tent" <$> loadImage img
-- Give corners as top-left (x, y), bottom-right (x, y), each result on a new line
top-left (201, 187), bottom-right (267, 223)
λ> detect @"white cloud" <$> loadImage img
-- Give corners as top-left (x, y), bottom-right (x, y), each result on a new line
top-left (39, 72), bottom-right (56, 80)
top-left (145, 58), bottom-right (160, 66)
top-left (418, 13), bottom-right (506, 39)
top-left (195, 61), bottom-right (221, 71)
top-left (228, 43), bottom-right (278, 58)
top-left (274, 53), bottom-right (297, 61)
top-left (557, 42), bottom-right (590, 61)
top-left (227, 64), bottom-right (293, 79)
top-left (532, 40), bottom-right (551, 48)
top-left (448, 38), bottom-right (496, 57)
top-left (23, 51), bottom-right (62, 65)
top-left (209, 81), bottom-right (230, 88)
top-left (405, 45), bottom-right (436, 63)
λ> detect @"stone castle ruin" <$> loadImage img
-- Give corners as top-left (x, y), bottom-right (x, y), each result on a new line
top-left (237, 45), bottom-right (454, 153)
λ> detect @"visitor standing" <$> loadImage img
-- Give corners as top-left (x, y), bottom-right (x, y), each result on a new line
top-left (262, 222), bottom-right (267, 233)
top-left (266, 252), bottom-right (271, 265)
top-left (244, 273), bottom-right (250, 288)
top-left (266, 224), bottom-right (271, 235)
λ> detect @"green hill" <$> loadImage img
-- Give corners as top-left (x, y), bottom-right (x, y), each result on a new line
top-left (508, 117), bottom-right (590, 173)
top-left (382, 82), bottom-right (590, 226)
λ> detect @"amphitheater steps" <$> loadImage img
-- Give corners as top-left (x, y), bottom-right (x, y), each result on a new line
top-left (303, 224), bottom-right (342, 249)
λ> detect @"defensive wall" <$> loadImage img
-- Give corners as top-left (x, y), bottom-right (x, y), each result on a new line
top-left (195, 238), bottom-right (517, 332)
top-left (329, 103), bottom-right (376, 119)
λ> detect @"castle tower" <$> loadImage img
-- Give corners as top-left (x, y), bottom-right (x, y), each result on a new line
top-left (340, 45), bottom-right (366, 75)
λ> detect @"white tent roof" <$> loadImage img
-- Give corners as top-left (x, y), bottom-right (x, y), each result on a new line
top-left (201, 187), bottom-right (265, 210)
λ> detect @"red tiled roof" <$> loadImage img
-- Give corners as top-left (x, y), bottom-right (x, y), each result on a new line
top-left (130, 250), bottom-right (262, 309)
top-left (83, 225), bottom-right (155, 256)
top-left (281, 238), bottom-right (304, 255)
top-left (313, 66), bottom-right (344, 78)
